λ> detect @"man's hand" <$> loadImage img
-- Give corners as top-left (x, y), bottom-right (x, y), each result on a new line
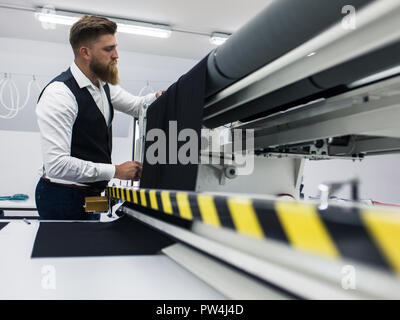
top-left (114, 161), bottom-right (143, 180)
top-left (156, 89), bottom-right (166, 98)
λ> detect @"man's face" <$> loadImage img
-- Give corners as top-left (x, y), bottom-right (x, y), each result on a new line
top-left (88, 34), bottom-right (120, 85)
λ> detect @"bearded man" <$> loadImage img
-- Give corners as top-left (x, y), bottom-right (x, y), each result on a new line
top-left (35, 15), bottom-right (163, 220)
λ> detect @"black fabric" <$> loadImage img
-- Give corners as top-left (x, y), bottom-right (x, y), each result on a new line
top-left (0, 222), bottom-right (9, 231)
top-left (140, 57), bottom-right (208, 191)
top-left (31, 215), bottom-right (175, 258)
top-left (38, 69), bottom-right (114, 189)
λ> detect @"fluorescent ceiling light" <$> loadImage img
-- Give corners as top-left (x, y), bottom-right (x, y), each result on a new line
top-left (210, 32), bottom-right (230, 46)
top-left (36, 13), bottom-right (78, 26)
top-left (116, 20), bottom-right (171, 38)
top-left (35, 8), bottom-right (171, 39)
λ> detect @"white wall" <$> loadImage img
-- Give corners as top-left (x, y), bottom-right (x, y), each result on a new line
top-left (0, 37), bottom-right (198, 203)
top-left (303, 154), bottom-right (400, 205)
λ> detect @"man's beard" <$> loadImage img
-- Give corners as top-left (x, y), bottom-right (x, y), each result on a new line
top-left (90, 58), bottom-right (120, 85)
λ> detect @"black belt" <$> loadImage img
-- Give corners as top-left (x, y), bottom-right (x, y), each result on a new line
top-left (41, 177), bottom-right (105, 193)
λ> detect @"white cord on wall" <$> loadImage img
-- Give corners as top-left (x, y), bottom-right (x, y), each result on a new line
top-left (0, 76), bottom-right (19, 119)
top-left (138, 80), bottom-right (155, 97)
top-left (19, 76), bottom-right (42, 111)
top-left (0, 74), bottom-right (43, 119)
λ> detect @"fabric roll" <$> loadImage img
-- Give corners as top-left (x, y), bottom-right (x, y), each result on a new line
top-left (140, 57), bottom-right (208, 191)
top-left (206, 0), bottom-right (374, 97)
top-left (31, 215), bottom-right (175, 258)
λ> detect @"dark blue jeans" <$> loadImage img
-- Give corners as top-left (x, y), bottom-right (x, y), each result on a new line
top-left (35, 178), bottom-right (101, 221)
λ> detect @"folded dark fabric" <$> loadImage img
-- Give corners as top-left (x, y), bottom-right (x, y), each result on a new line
top-left (0, 222), bottom-right (9, 231)
top-left (140, 57), bottom-right (208, 191)
top-left (31, 215), bottom-right (175, 258)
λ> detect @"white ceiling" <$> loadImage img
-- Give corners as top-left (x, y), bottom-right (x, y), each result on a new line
top-left (0, 0), bottom-right (270, 60)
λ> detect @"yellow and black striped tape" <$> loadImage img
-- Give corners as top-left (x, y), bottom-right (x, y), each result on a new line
top-left (107, 186), bottom-right (400, 275)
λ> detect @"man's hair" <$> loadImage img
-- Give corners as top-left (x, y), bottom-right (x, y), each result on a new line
top-left (69, 15), bottom-right (117, 55)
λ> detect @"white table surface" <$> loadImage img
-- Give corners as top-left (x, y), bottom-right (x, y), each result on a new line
top-left (0, 220), bottom-right (225, 299)
top-left (0, 200), bottom-right (37, 209)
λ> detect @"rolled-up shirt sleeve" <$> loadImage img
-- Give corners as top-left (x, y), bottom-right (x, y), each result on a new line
top-left (109, 84), bottom-right (157, 117)
top-left (36, 82), bottom-right (115, 183)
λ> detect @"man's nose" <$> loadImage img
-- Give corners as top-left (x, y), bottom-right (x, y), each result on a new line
top-left (112, 49), bottom-right (119, 59)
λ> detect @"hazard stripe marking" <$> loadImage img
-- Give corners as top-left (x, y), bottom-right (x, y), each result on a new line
top-left (168, 192), bottom-right (181, 218)
top-left (106, 187), bottom-right (400, 273)
top-left (227, 197), bottom-right (264, 239)
top-left (213, 197), bottom-right (235, 229)
top-left (253, 200), bottom-right (289, 243)
top-left (176, 192), bottom-right (193, 220)
top-left (197, 194), bottom-right (221, 227)
top-left (126, 189), bottom-right (131, 202)
top-left (276, 202), bottom-right (339, 258)
top-left (149, 190), bottom-right (158, 210)
top-left (318, 207), bottom-right (390, 271)
top-left (140, 189), bottom-right (147, 207)
top-left (161, 191), bottom-right (173, 214)
top-left (132, 190), bottom-right (138, 204)
top-left (363, 209), bottom-right (400, 275)
top-left (188, 194), bottom-right (202, 220)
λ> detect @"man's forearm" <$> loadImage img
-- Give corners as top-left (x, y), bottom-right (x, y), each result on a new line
top-left (44, 154), bottom-right (115, 183)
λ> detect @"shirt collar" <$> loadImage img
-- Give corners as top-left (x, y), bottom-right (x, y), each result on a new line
top-left (70, 62), bottom-right (105, 89)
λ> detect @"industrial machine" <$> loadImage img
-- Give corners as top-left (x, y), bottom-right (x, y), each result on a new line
top-left (114, 0), bottom-right (400, 299)
top-left (2, 0), bottom-right (400, 300)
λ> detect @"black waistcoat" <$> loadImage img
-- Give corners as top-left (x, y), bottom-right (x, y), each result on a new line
top-left (38, 68), bottom-right (114, 189)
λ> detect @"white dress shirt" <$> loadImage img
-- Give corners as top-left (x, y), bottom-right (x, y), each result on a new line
top-left (36, 62), bottom-right (156, 186)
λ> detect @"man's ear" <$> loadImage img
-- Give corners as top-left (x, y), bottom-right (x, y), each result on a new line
top-left (79, 46), bottom-right (91, 61)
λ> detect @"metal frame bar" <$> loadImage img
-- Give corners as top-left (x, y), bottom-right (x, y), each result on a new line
top-left (162, 243), bottom-right (290, 300)
top-left (237, 76), bottom-right (400, 151)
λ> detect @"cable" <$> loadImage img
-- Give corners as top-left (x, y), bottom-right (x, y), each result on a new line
top-left (19, 76), bottom-right (42, 110)
top-left (138, 81), bottom-right (155, 96)
top-left (0, 75), bottom-right (19, 111)
top-left (0, 75), bottom-right (19, 119)
top-left (0, 74), bottom-right (42, 119)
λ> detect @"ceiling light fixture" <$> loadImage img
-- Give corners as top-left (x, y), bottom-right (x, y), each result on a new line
top-left (115, 20), bottom-right (171, 38)
top-left (35, 8), bottom-right (172, 39)
top-left (209, 32), bottom-right (230, 46)
top-left (36, 12), bottom-right (78, 26)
